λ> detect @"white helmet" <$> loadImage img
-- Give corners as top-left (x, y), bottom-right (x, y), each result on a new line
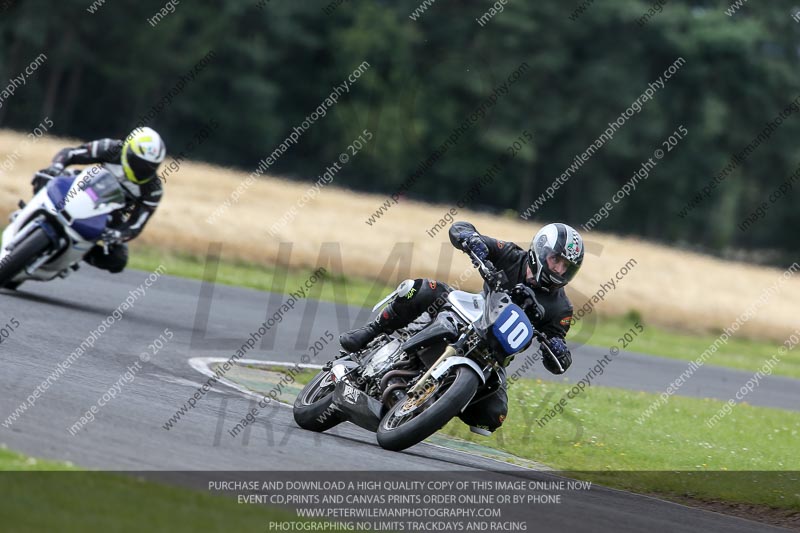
top-left (121, 127), bottom-right (166, 184)
top-left (529, 223), bottom-right (584, 289)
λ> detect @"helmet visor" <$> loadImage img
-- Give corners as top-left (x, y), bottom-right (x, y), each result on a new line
top-left (123, 145), bottom-right (159, 183)
top-left (547, 252), bottom-right (581, 286)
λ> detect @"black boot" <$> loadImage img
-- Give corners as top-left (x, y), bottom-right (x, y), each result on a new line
top-left (340, 304), bottom-right (402, 353)
top-left (339, 321), bottom-right (384, 353)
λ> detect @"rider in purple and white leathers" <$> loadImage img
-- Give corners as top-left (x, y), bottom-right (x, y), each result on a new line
top-left (32, 127), bottom-right (166, 273)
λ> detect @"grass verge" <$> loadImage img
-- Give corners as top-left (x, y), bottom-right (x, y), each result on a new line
top-left (439, 378), bottom-right (800, 511)
top-left (130, 244), bottom-right (800, 379)
top-left (0, 447), bottom-right (324, 532)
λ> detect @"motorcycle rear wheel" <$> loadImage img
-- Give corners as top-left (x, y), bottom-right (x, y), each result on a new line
top-left (293, 368), bottom-right (345, 432)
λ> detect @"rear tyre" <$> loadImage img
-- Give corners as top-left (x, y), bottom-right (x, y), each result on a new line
top-left (0, 227), bottom-right (52, 289)
top-left (376, 366), bottom-right (479, 452)
top-left (293, 369), bottom-right (344, 432)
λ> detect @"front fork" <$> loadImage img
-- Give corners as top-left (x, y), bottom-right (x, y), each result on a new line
top-left (407, 345), bottom-right (458, 396)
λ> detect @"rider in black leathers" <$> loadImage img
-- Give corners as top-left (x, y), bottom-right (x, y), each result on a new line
top-left (339, 221), bottom-right (585, 435)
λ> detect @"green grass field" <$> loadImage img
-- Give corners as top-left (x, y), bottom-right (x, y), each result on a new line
top-left (129, 244), bottom-right (799, 379)
top-left (0, 448), bottom-right (331, 533)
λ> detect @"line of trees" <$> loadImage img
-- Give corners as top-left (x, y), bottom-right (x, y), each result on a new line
top-left (1, 0), bottom-right (798, 262)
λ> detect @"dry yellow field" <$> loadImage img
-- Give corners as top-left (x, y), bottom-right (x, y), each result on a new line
top-left (1, 130), bottom-right (798, 342)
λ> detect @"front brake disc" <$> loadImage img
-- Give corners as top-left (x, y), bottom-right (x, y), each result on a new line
top-left (398, 381), bottom-right (437, 415)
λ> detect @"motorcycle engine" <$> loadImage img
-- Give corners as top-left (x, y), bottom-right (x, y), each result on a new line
top-left (362, 338), bottom-right (403, 378)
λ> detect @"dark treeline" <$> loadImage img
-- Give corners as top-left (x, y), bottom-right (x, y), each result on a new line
top-left (1, 0), bottom-right (798, 260)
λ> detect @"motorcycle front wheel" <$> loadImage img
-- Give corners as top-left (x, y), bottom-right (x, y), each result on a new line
top-left (376, 366), bottom-right (479, 452)
top-left (0, 226), bottom-right (51, 289)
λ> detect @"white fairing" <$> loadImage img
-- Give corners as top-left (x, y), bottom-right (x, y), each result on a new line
top-left (447, 290), bottom-right (485, 324)
top-left (0, 167), bottom-right (126, 283)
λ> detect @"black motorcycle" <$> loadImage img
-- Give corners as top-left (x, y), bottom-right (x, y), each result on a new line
top-left (293, 251), bottom-right (553, 451)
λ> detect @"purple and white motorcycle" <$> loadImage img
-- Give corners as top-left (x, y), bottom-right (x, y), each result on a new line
top-left (0, 168), bottom-right (126, 290)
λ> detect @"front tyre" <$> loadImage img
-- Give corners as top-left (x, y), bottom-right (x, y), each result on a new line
top-left (293, 369), bottom-right (344, 432)
top-left (0, 227), bottom-right (52, 289)
top-left (377, 366), bottom-right (479, 452)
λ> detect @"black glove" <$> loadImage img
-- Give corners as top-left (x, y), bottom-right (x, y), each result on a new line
top-left (510, 283), bottom-right (544, 321)
top-left (541, 337), bottom-right (571, 374)
top-left (31, 164), bottom-right (64, 193)
top-left (39, 164), bottom-right (64, 177)
top-left (459, 231), bottom-right (489, 263)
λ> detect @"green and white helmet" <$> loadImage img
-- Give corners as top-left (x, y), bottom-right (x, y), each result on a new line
top-left (528, 223), bottom-right (584, 289)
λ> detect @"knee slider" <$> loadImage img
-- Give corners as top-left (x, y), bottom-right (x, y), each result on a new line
top-left (395, 279), bottom-right (415, 298)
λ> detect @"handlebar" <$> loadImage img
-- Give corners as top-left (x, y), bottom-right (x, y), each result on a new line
top-left (466, 247), bottom-right (548, 344)
top-left (34, 168), bottom-right (73, 180)
top-left (466, 248), bottom-right (506, 291)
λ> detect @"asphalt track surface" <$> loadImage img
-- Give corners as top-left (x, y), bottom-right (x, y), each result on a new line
top-left (1, 268), bottom-right (794, 532)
